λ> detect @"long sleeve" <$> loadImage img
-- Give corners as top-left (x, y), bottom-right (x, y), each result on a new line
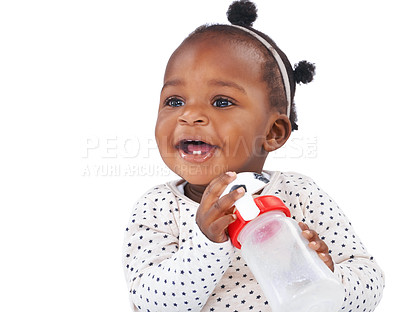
top-left (274, 173), bottom-right (385, 312)
top-left (123, 185), bottom-right (235, 312)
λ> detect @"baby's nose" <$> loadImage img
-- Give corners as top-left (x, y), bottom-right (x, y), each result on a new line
top-left (178, 106), bottom-right (209, 126)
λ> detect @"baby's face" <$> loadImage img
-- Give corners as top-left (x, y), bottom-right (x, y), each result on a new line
top-left (155, 34), bottom-right (281, 185)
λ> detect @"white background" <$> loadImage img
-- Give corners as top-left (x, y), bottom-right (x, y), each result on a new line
top-left (0, 0), bottom-right (398, 311)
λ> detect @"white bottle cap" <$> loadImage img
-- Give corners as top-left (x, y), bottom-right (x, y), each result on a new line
top-left (220, 172), bottom-right (269, 221)
top-left (234, 193), bottom-right (260, 221)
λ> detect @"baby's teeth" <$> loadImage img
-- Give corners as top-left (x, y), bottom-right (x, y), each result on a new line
top-left (193, 151), bottom-right (201, 155)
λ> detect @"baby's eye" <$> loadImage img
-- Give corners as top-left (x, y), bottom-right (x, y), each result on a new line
top-left (212, 98), bottom-right (234, 108)
top-left (165, 97), bottom-right (185, 107)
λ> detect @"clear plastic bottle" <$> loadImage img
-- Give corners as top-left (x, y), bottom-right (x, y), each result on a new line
top-left (228, 195), bottom-right (345, 312)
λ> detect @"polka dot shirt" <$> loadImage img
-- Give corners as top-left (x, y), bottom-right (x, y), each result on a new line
top-left (123, 171), bottom-right (384, 311)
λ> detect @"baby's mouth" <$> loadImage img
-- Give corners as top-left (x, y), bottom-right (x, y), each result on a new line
top-left (176, 139), bottom-right (218, 162)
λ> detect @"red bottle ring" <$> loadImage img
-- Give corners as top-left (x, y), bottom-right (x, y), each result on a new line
top-left (228, 195), bottom-right (291, 249)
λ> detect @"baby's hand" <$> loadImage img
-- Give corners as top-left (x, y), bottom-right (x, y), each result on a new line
top-left (196, 172), bottom-right (245, 243)
top-left (299, 222), bottom-right (334, 272)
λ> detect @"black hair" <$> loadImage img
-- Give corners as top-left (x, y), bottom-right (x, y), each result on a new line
top-left (183, 0), bottom-right (315, 131)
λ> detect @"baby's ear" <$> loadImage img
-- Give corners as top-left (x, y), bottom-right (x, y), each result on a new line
top-left (263, 115), bottom-right (291, 152)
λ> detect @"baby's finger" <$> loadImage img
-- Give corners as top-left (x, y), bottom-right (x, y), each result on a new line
top-left (202, 186), bottom-right (245, 221)
top-left (308, 240), bottom-right (323, 252)
top-left (203, 172), bottom-right (237, 203)
top-left (318, 252), bottom-right (334, 272)
top-left (218, 186), bottom-right (246, 213)
top-left (301, 228), bottom-right (319, 242)
top-left (208, 214), bottom-right (237, 243)
top-left (298, 222), bottom-right (309, 232)
top-left (308, 236), bottom-right (330, 255)
top-left (301, 227), bottom-right (329, 253)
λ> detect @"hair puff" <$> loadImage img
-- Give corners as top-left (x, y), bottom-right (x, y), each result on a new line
top-left (294, 61), bottom-right (316, 84)
top-left (227, 0), bottom-right (258, 27)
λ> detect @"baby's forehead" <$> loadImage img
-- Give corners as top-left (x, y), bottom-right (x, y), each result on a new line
top-left (170, 31), bottom-right (266, 67)
top-left (165, 35), bottom-right (265, 80)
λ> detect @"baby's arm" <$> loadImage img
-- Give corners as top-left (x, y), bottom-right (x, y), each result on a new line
top-left (300, 179), bottom-right (385, 311)
top-left (123, 184), bottom-right (236, 312)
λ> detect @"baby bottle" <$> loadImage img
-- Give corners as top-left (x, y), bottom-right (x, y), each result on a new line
top-left (221, 172), bottom-right (345, 312)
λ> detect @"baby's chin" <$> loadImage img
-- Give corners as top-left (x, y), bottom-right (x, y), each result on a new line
top-left (183, 175), bottom-right (213, 186)
top-left (176, 166), bottom-right (228, 186)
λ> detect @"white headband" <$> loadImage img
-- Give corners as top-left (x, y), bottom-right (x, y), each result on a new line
top-left (231, 25), bottom-right (292, 117)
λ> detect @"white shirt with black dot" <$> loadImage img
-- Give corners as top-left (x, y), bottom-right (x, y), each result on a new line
top-left (123, 171), bottom-right (384, 312)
